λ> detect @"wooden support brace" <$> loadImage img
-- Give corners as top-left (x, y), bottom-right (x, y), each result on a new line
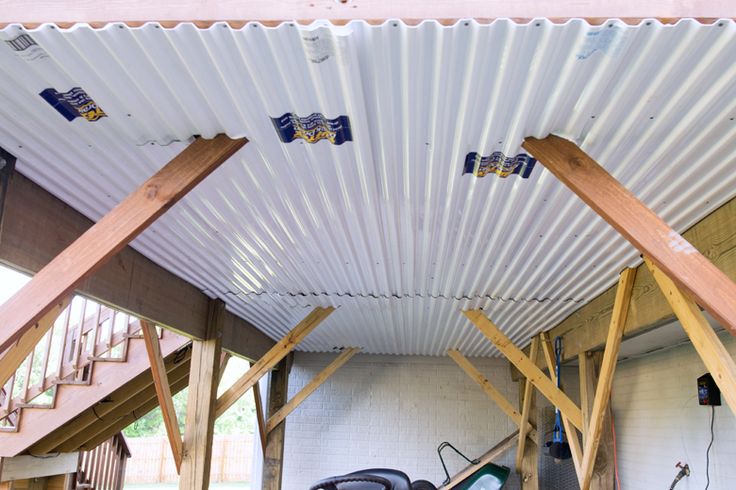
top-left (141, 320), bottom-right (182, 472)
top-left (463, 311), bottom-right (584, 431)
top-left (251, 362), bottom-right (267, 453)
top-left (0, 135), bottom-right (245, 356)
top-left (215, 307), bottom-right (334, 418)
top-left (515, 337), bottom-right (540, 472)
top-left (523, 135), bottom-right (736, 336)
top-left (578, 352), bottom-right (593, 445)
top-left (448, 349), bottom-right (538, 442)
top-left (539, 332), bottom-right (583, 484)
top-left (0, 296), bottom-right (71, 389)
top-left (265, 347), bottom-right (359, 433)
top-left (579, 268), bottom-right (635, 489)
top-left (646, 258), bottom-right (736, 416)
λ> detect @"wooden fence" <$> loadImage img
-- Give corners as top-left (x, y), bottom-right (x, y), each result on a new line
top-left (124, 434), bottom-right (254, 484)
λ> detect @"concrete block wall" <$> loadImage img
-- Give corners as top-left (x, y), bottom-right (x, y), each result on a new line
top-left (281, 352), bottom-right (522, 489)
top-left (612, 333), bottom-right (736, 489)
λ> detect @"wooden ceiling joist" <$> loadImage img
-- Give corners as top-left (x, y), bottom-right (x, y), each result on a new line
top-left (265, 347), bottom-right (359, 434)
top-left (447, 349), bottom-right (538, 442)
top-left (0, 136), bottom-right (244, 362)
top-left (0, 0), bottom-right (729, 27)
top-left (463, 310), bottom-right (584, 431)
top-left (523, 135), bottom-right (736, 337)
top-left (215, 306), bottom-right (334, 418)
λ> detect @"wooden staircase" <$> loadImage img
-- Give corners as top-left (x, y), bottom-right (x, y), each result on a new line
top-left (0, 296), bottom-right (191, 457)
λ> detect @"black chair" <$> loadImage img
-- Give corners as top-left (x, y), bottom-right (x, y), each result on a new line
top-left (310, 468), bottom-right (437, 490)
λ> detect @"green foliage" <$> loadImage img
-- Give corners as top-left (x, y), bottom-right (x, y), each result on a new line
top-left (124, 357), bottom-right (258, 438)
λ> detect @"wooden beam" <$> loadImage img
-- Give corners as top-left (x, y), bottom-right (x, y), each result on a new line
top-left (262, 354), bottom-right (292, 490)
top-left (518, 379), bottom-right (538, 490)
top-left (0, 171), bottom-right (273, 361)
top-left (0, 1), bottom-right (728, 26)
top-left (179, 299), bottom-right (224, 490)
top-left (141, 320), bottom-right (183, 473)
top-left (646, 258), bottom-right (736, 415)
top-left (447, 349), bottom-right (538, 442)
top-left (579, 350), bottom-right (614, 489)
top-left (539, 332), bottom-right (583, 484)
top-left (0, 296), bottom-right (70, 389)
top-left (524, 135), bottom-right (736, 336)
top-left (579, 268), bottom-right (636, 490)
top-left (0, 453), bottom-right (78, 481)
top-left (215, 307), bottom-right (334, 418)
top-left (515, 337), bottom-right (539, 472)
top-left (532, 194), bottom-right (736, 368)
top-left (265, 347), bottom-right (359, 433)
top-left (252, 363), bottom-right (267, 453)
top-left (0, 135), bottom-right (245, 356)
top-left (463, 310), bottom-right (584, 431)
top-left (439, 430), bottom-right (520, 490)
top-left (578, 352), bottom-right (593, 445)
top-left (0, 147), bottom-right (15, 236)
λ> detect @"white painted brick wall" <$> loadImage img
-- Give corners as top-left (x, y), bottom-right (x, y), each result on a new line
top-left (282, 352), bottom-right (522, 490)
top-left (612, 333), bottom-right (736, 489)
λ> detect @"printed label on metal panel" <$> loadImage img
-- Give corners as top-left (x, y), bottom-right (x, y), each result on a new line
top-left (463, 152), bottom-right (536, 179)
top-left (39, 87), bottom-right (107, 122)
top-left (272, 113), bottom-right (352, 145)
top-left (3, 33), bottom-right (49, 62)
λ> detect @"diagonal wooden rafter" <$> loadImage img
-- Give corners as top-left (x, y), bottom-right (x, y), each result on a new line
top-left (265, 347), bottom-right (359, 433)
top-left (141, 320), bottom-right (182, 473)
top-left (447, 349), bottom-right (538, 443)
top-left (0, 135), bottom-right (245, 359)
top-left (463, 310), bottom-right (584, 431)
top-left (523, 135), bottom-right (736, 336)
top-left (215, 307), bottom-right (334, 418)
top-left (646, 258), bottom-right (736, 416)
top-left (579, 268), bottom-right (636, 490)
top-left (539, 331), bottom-right (583, 484)
top-left (515, 337), bottom-right (540, 472)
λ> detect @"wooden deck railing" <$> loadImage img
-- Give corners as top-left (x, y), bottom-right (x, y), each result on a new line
top-left (76, 432), bottom-right (131, 490)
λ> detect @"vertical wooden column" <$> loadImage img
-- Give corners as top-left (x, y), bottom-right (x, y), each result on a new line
top-left (0, 147), bottom-right (16, 235)
top-left (579, 351), bottom-right (615, 490)
top-left (179, 299), bottom-right (225, 490)
top-left (262, 353), bottom-right (293, 490)
top-left (518, 377), bottom-right (538, 490)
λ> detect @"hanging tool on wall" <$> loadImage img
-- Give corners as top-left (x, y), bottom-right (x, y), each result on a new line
top-left (669, 462), bottom-right (690, 489)
top-left (547, 336), bottom-right (572, 462)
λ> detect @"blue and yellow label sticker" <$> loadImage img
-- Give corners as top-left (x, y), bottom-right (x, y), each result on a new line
top-left (271, 113), bottom-right (352, 145)
top-left (40, 87), bottom-right (106, 122)
top-left (463, 151), bottom-right (536, 179)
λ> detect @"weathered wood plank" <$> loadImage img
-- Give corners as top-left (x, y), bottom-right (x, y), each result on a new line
top-left (262, 355), bottom-right (292, 490)
top-left (524, 135), bottom-right (736, 336)
top-left (515, 337), bottom-right (539, 472)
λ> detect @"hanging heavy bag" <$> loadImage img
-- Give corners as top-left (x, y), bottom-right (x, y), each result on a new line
top-left (547, 336), bottom-right (572, 462)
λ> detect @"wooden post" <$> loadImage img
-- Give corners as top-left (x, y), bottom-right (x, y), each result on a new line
top-left (0, 135), bottom-right (245, 356)
top-left (518, 378), bottom-right (538, 490)
top-left (252, 363), bottom-right (267, 453)
top-left (579, 351), bottom-right (615, 489)
top-left (448, 349), bottom-right (538, 442)
top-left (266, 348), bottom-right (359, 433)
top-left (646, 258), bottom-right (736, 416)
top-left (0, 147), bottom-right (16, 236)
top-left (580, 269), bottom-right (635, 490)
top-left (141, 321), bottom-right (183, 472)
top-left (216, 307), bottom-right (333, 418)
top-left (539, 332), bottom-right (583, 484)
top-left (179, 299), bottom-right (225, 490)
top-left (523, 135), bottom-right (736, 336)
top-left (463, 311), bottom-right (584, 431)
top-left (262, 354), bottom-right (292, 490)
top-left (515, 337), bottom-right (540, 472)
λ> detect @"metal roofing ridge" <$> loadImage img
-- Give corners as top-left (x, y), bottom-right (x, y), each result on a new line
top-left (2, 17), bottom-right (734, 34)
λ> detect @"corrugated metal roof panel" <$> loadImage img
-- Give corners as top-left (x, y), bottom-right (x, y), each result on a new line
top-left (0, 19), bottom-right (734, 356)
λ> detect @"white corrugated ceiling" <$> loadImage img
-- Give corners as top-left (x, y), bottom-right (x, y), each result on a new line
top-left (0, 19), bottom-right (734, 356)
